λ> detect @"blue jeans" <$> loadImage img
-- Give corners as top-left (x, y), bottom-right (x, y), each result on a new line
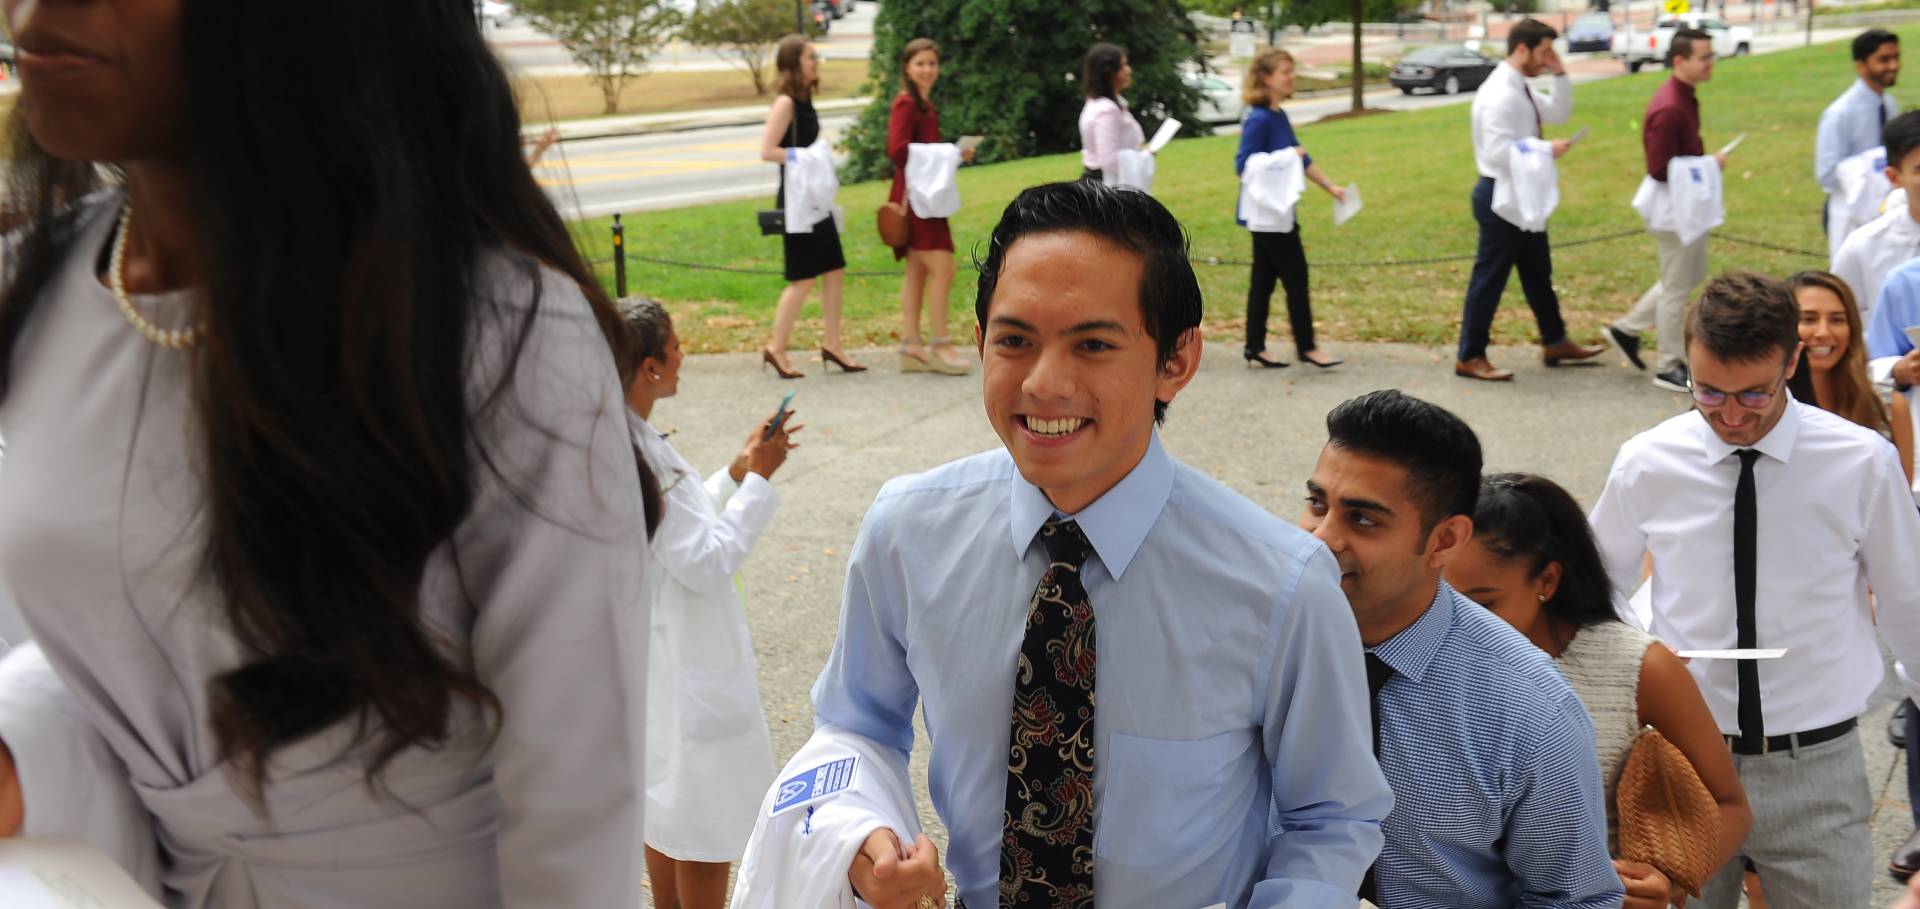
top-left (1456, 176), bottom-right (1569, 362)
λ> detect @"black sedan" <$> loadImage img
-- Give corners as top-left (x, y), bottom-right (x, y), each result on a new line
top-left (1389, 45), bottom-right (1498, 96)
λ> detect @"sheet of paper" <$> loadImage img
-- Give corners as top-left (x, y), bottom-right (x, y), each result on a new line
top-left (1145, 117), bottom-right (1182, 154)
top-left (1904, 325), bottom-right (1920, 348)
top-left (0, 840), bottom-right (162, 908)
top-left (955, 134), bottom-right (983, 154)
top-left (1333, 183), bottom-right (1363, 227)
top-left (1567, 126), bottom-right (1591, 147)
top-left (1718, 132), bottom-right (1747, 156)
top-left (1675, 648), bottom-right (1788, 660)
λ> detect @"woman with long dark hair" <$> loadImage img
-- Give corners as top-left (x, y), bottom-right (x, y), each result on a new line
top-left (1077, 42), bottom-right (1144, 183)
top-left (886, 37), bottom-right (972, 376)
top-left (1446, 474), bottom-right (1750, 909)
top-left (0, 1), bottom-right (650, 905)
top-left (759, 34), bottom-right (861, 379)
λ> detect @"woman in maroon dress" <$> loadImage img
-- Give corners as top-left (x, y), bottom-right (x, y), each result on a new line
top-left (886, 38), bottom-right (973, 375)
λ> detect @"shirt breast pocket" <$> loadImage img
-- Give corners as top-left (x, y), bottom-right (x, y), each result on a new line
top-left (1094, 728), bottom-right (1256, 869)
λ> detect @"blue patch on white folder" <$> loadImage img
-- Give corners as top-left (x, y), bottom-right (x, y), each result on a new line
top-left (771, 756), bottom-right (859, 817)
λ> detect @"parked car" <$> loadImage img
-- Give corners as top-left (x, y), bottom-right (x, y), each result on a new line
top-left (819, 0), bottom-right (847, 19)
top-left (1567, 13), bottom-right (1615, 53)
top-left (1611, 13), bottom-right (1751, 72)
top-left (1183, 70), bottom-right (1246, 124)
top-left (1389, 45), bottom-right (1498, 96)
top-left (479, 0), bottom-right (513, 29)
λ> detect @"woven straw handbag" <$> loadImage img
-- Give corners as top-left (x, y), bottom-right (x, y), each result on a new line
top-left (1616, 724), bottom-right (1722, 897)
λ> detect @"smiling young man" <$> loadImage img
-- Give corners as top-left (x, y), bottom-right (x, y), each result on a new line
top-left (1300, 390), bottom-right (1621, 909)
top-left (803, 181), bottom-right (1393, 909)
top-left (1590, 272), bottom-right (1920, 907)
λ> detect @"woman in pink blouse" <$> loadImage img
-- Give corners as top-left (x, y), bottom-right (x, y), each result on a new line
top-left (1077, 42), bottom-right (1144, 183)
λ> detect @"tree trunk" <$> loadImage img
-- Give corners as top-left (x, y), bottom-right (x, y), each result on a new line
top-left (599, 72), bottom-right (621, 115)
top-left (1350, 0), bottom-right (1364, 111)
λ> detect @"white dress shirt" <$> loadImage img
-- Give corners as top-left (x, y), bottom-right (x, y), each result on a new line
top-left (1831, 204), bottom-right (1920, 332)
top-left (1816, 78), bottom-right (1899, 195)
top-left (1471, 61), bottom-right (1571, 180)
top-left (1589, 400), bottom-right (1920, 735)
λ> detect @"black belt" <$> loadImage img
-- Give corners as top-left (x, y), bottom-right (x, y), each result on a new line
top-left (1724, 717), bottom-right (1855, 755)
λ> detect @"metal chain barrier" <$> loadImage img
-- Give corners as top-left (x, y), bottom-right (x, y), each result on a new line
top-left (594, 225), bottom-right (1827, 294)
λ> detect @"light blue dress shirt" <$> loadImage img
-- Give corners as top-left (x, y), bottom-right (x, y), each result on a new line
top-left (1370, 582), bottom-right (1622, 909)
top-left (1816, 79), bottom-right (1899, 194)
top-left (1869, 256), bottom-right (1920, 361)
top-left (812, 433), bottom-right (1393, 909)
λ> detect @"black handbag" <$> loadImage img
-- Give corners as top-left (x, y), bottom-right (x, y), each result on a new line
top-left (759, 111), bottom-right (799, 237)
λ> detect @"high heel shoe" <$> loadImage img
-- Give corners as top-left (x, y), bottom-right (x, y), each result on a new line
top-left (1301, 350), bottom-right (1345, 369)
top-left (761, 348), bottom-right (804, 379)
top-left (1244, 351), bottom-right (1290, 369)
top-left (821, 348), bottom-right (867, 373)
top-left (926, 337), bottom-right (974, 376)
top-left (898, 343), bottom-right (931, 373)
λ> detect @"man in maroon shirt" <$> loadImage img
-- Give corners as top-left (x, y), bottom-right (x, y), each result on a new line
top-left (1608, 28), bottom-right (1732, 394)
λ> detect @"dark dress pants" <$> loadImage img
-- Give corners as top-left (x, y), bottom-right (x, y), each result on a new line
top-left (1245, 228), bottom-right (1315, 358)
top-left (1456, 176), bottom-right (1569, 362)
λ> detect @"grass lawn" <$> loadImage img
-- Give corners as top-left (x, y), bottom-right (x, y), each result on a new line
top-left (571, 32), bottom-right (1884, 355)
top-left (515, 59), bottom-right (867, 124)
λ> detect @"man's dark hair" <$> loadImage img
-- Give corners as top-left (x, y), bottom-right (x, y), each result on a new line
top-left (1669, 28), bottom-right (1711, 65)
top-left (974, 181), bottom-right (1202, 424)
top-left (1082, 42), bottom-right (1127, 101)
top-left (1885, 110), bottom-right (1920, 170)
top-left (1854, 28), bottom-right (1898, 62)
top-left (1685, 271), bottom-right (1801, 365)
top-left (1508, 19), bottom-right (1559, 55)
top-left (1324, 390), bottom-right (1483, 533)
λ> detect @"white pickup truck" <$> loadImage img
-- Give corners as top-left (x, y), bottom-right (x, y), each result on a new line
top-left (1611, 13), bottom-right (1753, 72)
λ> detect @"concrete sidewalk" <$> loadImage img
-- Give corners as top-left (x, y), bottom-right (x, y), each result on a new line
top-left (652, 339), bottom-right (1915, 906)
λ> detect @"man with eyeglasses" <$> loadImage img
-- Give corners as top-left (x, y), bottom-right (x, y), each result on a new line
top-left (1589, 272), bottom-right (1920, 909)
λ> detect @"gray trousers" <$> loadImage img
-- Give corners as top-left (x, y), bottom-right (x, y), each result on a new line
top-left (1614, 230), bottom-right (1708, 372)
top-left (1700, 727), bottom-right (1873, 909)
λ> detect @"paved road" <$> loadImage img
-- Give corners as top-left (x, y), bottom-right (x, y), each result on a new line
top-left (490, 0), bottom-right (876, 75)
top-left (649, 341), bottom-right (1917, 907)
top-left (539, 24), bottom-right (1857, 221)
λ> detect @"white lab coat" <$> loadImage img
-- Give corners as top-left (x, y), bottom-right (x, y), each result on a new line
top-left (1238, 149), bottom-right (1305, 233)
top-left (1106, 149), bottom-right (1157, 194)
top-left (1828, 145), bottom-right (1894, 260)
top-left (729, 724), bottom-right (920, 909)
top-left (1631, 155), bottom-right (1724, 245)
top-left (1492, 137), bottom-right (1559, 232)
top-left (1832, 206), bottom-right (1920, 332)
top-left (785, 140), bottom-right (839, 235)
top-left (633, 416), bottom-right (780, 863)
top-left (905, 143), bottom-right (961, 219)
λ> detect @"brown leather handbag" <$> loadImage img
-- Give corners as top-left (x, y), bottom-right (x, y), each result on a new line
top-left (1616, 724), bottom-right (1722, 898)
top-left (875, 200), bottom-right (909, 248)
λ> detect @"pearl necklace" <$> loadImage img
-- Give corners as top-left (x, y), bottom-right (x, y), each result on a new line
top-left (107, 202), bottom-right (201, 350)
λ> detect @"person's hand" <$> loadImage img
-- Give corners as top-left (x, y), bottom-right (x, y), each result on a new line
top-left (1896, 871), bottom-right (1920, 909)
top-left (960, 147), bottom-right (976, 164)
top-left (0, 738), bottom-right (21, 837)
top-left (1714, 151), bottom-right (1729, 170)
top-left (1294, 146), bottom-right (1308, 158)
top-left (1614, 858), bottom-right (1672, 909)
top-left (1550, 139), bottom-right (1572, 159)
top-left (1894, 348), bottom-right (1920, 388)
top-left (743, 411), bottom-right (802, 480)
top-left (848, 829), bottom-right (947, 909)
top-left (1327, 184), bottom-right (1347, 203)
top-left (1541, 45), bottom-right (1566, 76)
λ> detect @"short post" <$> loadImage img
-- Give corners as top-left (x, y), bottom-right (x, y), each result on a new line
top-left (612, 214), bottom-right (627, 299)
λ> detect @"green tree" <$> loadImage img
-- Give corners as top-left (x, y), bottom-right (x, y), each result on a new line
top-left (684, 0), bottom-right (821, 97)
top-left (1274, 0), bottom-right (1423, 111)
top-left (517, 0), bottom-right (683, 115)
top-left (839, 0), bottom-right (1207, 184)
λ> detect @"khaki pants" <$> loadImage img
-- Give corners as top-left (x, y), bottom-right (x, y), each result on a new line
top-left (1614, 230), bottom-right (1708, 373)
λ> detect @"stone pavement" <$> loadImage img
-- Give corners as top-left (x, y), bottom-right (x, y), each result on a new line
top-left (649, 338), bottom-right (1915, 906)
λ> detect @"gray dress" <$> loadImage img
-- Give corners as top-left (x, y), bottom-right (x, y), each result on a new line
top-left (0, 195), bottom-right (649, 908)
top-left (1556, 619), bottom-right (1659, 852)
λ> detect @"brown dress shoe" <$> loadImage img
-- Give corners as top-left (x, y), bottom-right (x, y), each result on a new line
top-left (1541, 339), bottom-right (1606, 366)
top-left (1454, 357), bottom-right (1514, 381)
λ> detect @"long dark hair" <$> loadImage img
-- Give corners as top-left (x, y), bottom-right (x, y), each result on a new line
top-left (899, 38), bottom-right (940, 112)
top-left (1472, 474), bottom-right (1619, 630)
top-left (0, 2), bottom-right (629, 800)
top-left (1788, 270), bottom-right (1891, 434)
top-left (776, 34), bottom-right (816, 102)
top-left (620, 298), bottom-right (671, 539)
top-left (1082, 42), bottom-right (1126, 101)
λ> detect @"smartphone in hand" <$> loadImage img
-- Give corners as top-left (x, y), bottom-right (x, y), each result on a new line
top-left (764, 389), bottom-right (797, 439)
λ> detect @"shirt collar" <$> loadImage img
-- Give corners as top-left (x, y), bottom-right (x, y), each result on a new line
top-left (1670, 78), bottom-right (1696, 101)
top-left (1008, 431), bottom-right (1172, 580)
top-left (1367, 581), bottom-right (1458, 684)
top-left (1694, 395), bottom-right (1802, 466)
top-left (1852, 78), bottom-right (1886, 104)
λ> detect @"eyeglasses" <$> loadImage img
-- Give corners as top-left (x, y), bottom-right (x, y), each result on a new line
top-left (1689, 367), bottom-right (1789, 410)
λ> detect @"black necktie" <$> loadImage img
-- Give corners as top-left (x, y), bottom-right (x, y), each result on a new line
top-left (1000, 519), bottom-right (1098, 907)
top-left (1358, 652), bottom-right (1394, 903)
top-left (1734, 450), bottom-right (1764, 752)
